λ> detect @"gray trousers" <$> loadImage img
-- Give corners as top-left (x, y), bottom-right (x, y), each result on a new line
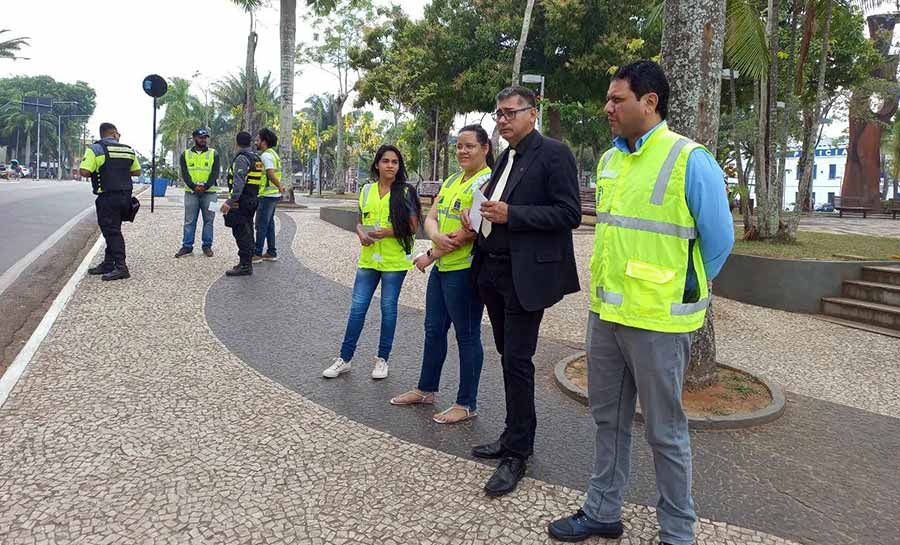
top-left (582, 311), bottom-right (696, 545)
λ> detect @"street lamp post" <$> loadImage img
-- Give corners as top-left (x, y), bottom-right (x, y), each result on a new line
top-left (521, 74), bottom-right (545, 133)
top-left (19, 99), bottom-right (77, 181)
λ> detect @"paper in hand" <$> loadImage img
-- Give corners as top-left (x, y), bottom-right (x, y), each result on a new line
top-left (361, 223), bottom-right (380, 235)
top-left (468, 189), bottom-right (488, 232)
top-left (207, 200), bottom-right (220, 213)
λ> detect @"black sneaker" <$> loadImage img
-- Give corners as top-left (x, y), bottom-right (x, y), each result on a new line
top-left (174, 247), bottom-right (193, 258)
top-left (202, 247), bottom-right (214, 257)
top-left (547, 510), bottom-right (623, 542)
top-left (225, 264), bottom-right (252, 276)
top-left (101, 267), bottom-right (131, 282)
top-left (88, 263), bottom-right (114, 275)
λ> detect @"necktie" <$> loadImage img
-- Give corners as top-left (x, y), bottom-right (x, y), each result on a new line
top-left (481, 149), bottom-right (516, 238)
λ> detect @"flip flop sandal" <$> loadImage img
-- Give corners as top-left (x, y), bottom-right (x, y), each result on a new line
top-left (432, 405), bottom-right (478, 424)
top-left (390, 390), bottom-right (435, 406)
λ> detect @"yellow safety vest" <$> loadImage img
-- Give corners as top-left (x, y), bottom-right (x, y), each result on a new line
top-left (590, 124), bottom-right (709, 333)
top-left (358, 182), bottom-right (414, 272)
top-left (259, 148), bottom-right (282, 197)
top-left (434, 166), bottom-right (491, 272)
top-left (183, 148), bottom-right (218, 192)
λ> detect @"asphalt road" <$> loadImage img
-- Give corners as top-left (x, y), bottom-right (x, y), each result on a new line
top-left (0, 179), bottom-right (97, 276)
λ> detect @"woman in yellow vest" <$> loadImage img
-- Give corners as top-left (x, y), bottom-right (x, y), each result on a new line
top-left (389, 125), bottom-right (493, 424)
top-left (323, 145), bottom-right (422, 380)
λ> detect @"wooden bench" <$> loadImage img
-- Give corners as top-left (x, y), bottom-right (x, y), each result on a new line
top-left (886, 198), bottom-right (900, 220)
top-left (833, 196), bottom-right (875, 218)
top-left (580, 187), bottom-right (597, 216)
top-left (416, 181), bottom-right (442, 205)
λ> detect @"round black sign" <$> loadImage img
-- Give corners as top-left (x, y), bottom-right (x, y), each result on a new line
top-left (142, 74), bottom-right (168, 98)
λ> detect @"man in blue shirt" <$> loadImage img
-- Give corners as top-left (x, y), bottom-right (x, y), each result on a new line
top-left (547, 61), bottom-right (734, 545)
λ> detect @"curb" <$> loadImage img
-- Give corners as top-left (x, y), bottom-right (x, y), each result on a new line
top-left (0, 237), bottom-right (103, 409)
top-left (553, 351), bottom-right (786, 431)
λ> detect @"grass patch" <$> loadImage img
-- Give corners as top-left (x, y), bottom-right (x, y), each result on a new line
top-left (732, 228), bottom-right (900, 260)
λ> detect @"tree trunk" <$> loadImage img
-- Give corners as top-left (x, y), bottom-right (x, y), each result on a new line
top-left (243, 12), bottom-right (258, 133)
top-left (753, 0), bottom-right (782, 240)
top-left (776, 0), bottom-right (802, 198)
top-left (548, 106), bottom-right (563, 139)
top-left (280, 0), bottom-right (297, 203)
top-left (729, 69), bottom-right (752, 234)
top-left (784, 0), bottom-right (833, 240)
top-left (335, 95), bottom-right (347, 193)
top-left (660, 0), bottom-right (725, 150)
top-left (511, 0), bottom-right (536, 85)
top-left (660, 0), bottom-right (726, 390)
top-left (25, 130), bottom-right (31, 168)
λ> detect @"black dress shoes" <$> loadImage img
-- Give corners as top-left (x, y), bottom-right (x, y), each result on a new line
top-left (88, 263), bottom-right (114, 275)
top-left (484, 457), bottom-right (526, 497)
top-left (101, 266), bottom-right (130, 281)
top-left (226, 264), bottom-right (253, 276)
top-left (471, 440), bottom-right (509, 459)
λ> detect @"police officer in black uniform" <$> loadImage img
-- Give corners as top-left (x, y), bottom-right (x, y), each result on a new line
top-left (221, 131), bottom-right (262, 276)
top-left (79, 122), bottom-right (141, 281)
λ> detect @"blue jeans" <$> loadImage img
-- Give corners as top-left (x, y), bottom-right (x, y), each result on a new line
top-left (340, 268), bottom-right (407, 361)
top-left (254, 196), bottom-right (279, 256)
top-left (417, 268), bottom-right (484, 410)
top-left (182, 191), bottom-right (217, 249)
top-left (583, 312), bottom-right (696, 545)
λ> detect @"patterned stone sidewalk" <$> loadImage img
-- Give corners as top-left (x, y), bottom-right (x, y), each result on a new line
top-left (0, 203), bottom-right (798, 545)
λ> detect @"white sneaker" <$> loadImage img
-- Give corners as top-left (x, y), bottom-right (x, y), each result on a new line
top-left (322, 357), bottom-right (351, 378)
top-left (372, 357), bottom-right (389, 380)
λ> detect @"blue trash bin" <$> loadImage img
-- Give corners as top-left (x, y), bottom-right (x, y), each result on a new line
top-left (152, 178), bottom-right (169, 197)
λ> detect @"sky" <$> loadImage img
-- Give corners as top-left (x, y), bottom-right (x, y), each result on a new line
top-left (6, 0), bottom-right (428, 157)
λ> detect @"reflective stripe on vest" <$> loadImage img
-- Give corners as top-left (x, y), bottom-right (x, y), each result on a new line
top-left (435, 167), bottom-right (491, 272)
top-left (589, 124), bottom-right (710, 333)
top-left (259, 148), bottom-right (282, 197)
top-left (184, 148), bottom-right (217, 191)
top-left (357, 182), bottom-right (413, 272)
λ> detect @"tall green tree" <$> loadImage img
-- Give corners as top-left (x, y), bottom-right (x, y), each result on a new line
top-left (231, 0), bottom-right (265, 132)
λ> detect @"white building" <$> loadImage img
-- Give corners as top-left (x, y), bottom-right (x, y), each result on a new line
top-left (779, 142), bottom-right (847, 207)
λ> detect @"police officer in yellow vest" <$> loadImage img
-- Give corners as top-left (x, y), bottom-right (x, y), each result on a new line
top-left (79, 122), bottom-right (142, 282)
top-left (175, 128), bottom-right (220, 258)
top-left (221, 131), bottom-right (263, 276)
top-left (547, 61), bottom-right (735, 545)
top-left (253, 128), bottom-right (284, 263)
top-left (389, 125), bottom-right (492, 424)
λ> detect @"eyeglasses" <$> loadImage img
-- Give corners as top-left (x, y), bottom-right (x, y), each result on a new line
top-left (491, 106), bottom-right (534, 121)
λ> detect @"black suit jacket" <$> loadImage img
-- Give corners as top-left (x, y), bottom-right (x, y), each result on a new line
top-left (473, 131), bottom-right (581, 312)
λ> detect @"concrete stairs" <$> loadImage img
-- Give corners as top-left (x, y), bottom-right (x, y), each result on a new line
top-left (820, 266), bottom-right (900, 336)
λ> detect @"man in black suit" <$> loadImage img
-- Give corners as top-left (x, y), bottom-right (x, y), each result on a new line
top-left (464, 86), bottom-right (581, 497)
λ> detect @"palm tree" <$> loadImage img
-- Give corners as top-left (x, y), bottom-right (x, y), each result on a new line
top-left (280, 0), bottom-right (298, 203)
top-left (0, 30), bottom-right (29, 60)
top-left (231, 0), bottom-right (265, 132)
top-left (158, 78), bottom-right (203, 166)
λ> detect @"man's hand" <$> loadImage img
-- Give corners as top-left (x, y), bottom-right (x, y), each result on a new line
top-left (221, 202), bottom-right (231, 214)
top-left (194, 185), bottom-right (205, 193)
top-left (480, 201), bottom-right (509, 224)
top-left (369, 228), bottom-right (390, 240)
top-left (460, 208), bottom-right (473, 231)
top-left (432, 233), bottom-right (460, 253)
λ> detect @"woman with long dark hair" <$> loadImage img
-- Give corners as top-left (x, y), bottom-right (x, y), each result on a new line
top-left (323, 145), bottom-right (422, 380)
top-left (389, 125), bottom-right (493, 424)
